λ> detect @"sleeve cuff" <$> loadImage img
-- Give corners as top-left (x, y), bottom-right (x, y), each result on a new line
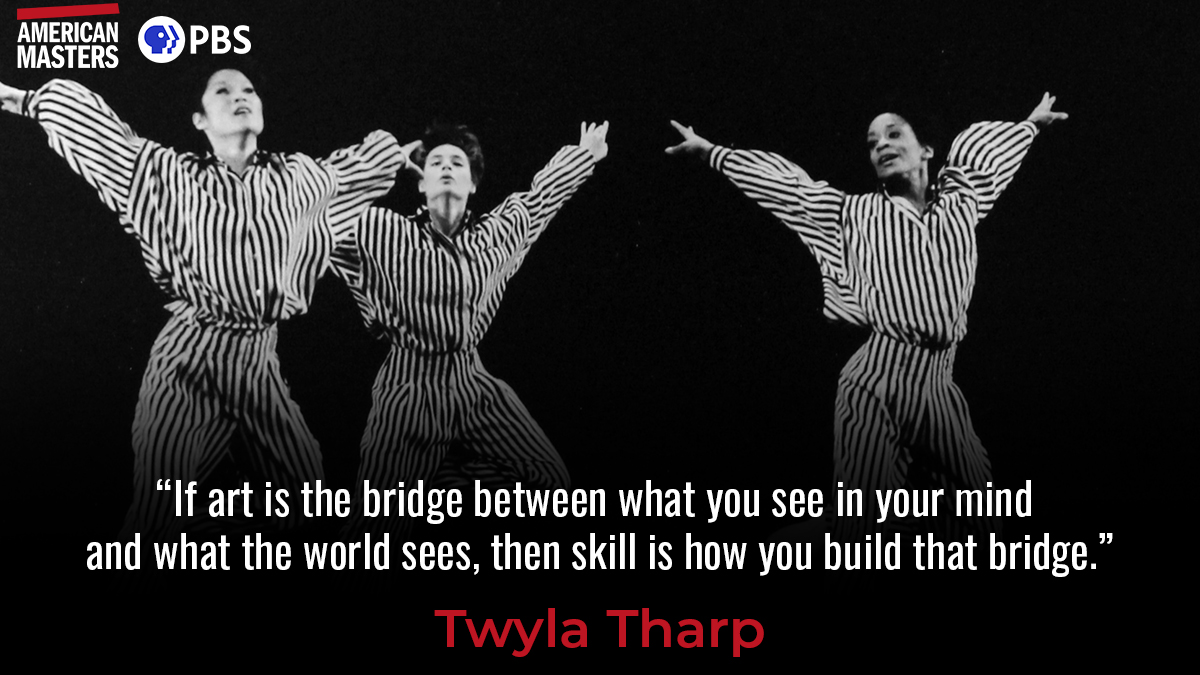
top-left (709, 145), bottom-right (732, 171)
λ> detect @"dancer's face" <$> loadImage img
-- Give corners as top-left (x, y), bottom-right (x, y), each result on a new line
top-left (192, 69), bottom-right (264, 137)
top-left (867, 113), bottom-right (931, 181)
top-left (419, 144), bottom-right (476, 204)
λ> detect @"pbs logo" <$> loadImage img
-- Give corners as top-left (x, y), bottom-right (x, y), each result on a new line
top-left (138, 16), bottom-right (252, 64)
top-left (139, 16), bottom-right (185, 63)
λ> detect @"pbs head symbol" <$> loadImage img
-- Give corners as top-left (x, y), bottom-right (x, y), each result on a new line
top-left (139, 16), bottom-right (186, 63)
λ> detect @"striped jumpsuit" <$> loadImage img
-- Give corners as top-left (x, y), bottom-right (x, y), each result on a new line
top-left (22, 80), bottom-right (402, 539)
top-left (332, 145), bottom-right (596, 538)
top-left (711, 121), bottom-right (1039, 541)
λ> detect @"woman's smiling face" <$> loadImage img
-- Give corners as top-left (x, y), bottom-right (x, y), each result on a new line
top-left (867, 113), bottom-right (931, 181)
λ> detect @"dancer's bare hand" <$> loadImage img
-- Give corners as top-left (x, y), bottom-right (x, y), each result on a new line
top-left (665, 120), bottom-right (714, 159)
top-left (1026, 92), bottom-right (1069, 128)
top-left (580, 121), bottom-right (610, 161)
top-left (0, 80), bottom-right (30, 115)
top-left (400, 139), bottom-right (424, 178)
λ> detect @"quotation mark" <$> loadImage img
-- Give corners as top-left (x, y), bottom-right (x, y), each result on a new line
top-left (1098, 533), bottom-right (1113, 544)
top-left (156, 479), bottom-right (171, 491)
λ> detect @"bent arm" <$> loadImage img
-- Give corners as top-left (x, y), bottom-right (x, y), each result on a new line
top-left (329, 206), bottom-right (389, 295)
top-left (940, 88), bottom-right (1070, 224)
top-left (325, 130), bottom-right (405, 242)
top-left (940, 120), bottom-right (1039, 221)
top-left (11, 79), bottom-right (145, 216)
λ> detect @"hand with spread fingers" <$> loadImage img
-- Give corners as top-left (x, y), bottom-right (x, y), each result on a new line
top-left (580, 121), bottom-right (610, 161)
top-left (1026, 92), bottom-right (1069, 128)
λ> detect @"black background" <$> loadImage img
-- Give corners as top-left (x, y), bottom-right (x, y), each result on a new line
top-left (2, 0), bottom-right (1195, 663)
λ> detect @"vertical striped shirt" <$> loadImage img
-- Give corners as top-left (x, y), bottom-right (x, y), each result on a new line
top-left (24, 79), bottom-right (403, 326)
top-left (331, 145), bottom-right (597, 352)
top-left (710, 121), bottom-right (1038, 347)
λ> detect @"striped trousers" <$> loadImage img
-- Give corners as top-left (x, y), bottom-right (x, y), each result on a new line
top-left (345, 347), bottom-right (570, 539)
top-left (120, 308), bottom-right (324, 540)
top-left (829, 332), bottom-right (998, 542)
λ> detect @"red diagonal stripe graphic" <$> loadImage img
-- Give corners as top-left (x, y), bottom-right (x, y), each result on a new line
top-left (17, 3), bottom-right (120, 20)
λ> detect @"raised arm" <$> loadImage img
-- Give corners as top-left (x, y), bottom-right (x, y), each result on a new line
top-left (2, 78), bottom-right (145, 216)
top-left (667, 120), bottom-right (846, 271)
top-left (486, 121), bottom-right (606, 254)
top-left (939, 92), bottom-right (1068, 222)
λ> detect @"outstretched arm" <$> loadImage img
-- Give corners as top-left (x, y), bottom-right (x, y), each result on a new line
top-left (667, 120), bottom-right (844, 260)
top-left (2, 78), bottom-right (146, 216)
top-left (488, 121), bottom-right (607, 252)
top-left (666, 120), bottom-right (814, 182)
top-left (940, 92), bottom-right (1068, 222)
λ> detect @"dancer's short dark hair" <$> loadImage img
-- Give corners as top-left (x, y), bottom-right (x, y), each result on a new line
top-left (869, 91), bottom-right (946, 154)
top-left (885, 111), bottom-right (943, 151)
top-left (412, 123), bottom-right (485, 187)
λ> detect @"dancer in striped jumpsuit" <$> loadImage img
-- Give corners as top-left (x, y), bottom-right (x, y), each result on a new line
top-left (0, 71), bottom-right (405, 539)
top-left (334, 122), bottom-right (609, 538)
top-left (668, 95), bottom-right (1067, 542)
